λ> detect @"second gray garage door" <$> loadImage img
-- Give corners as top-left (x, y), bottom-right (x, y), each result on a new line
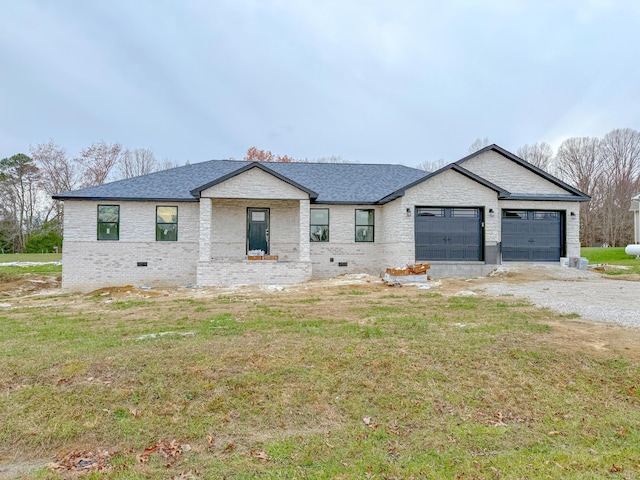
top-left (501, 210), bottom-right (562, 261)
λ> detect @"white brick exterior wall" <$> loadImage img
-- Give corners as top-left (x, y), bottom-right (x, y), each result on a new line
top-left (309, 205), bottom-right (383, 277)
top-left (61, 201), bottom-right (199, 291)
top-left (197, 260), bottom-right (312, 286)
top-left (462, 151), bottom-right (568, 194)
top-left (198, 197), bottom-right (212, 261)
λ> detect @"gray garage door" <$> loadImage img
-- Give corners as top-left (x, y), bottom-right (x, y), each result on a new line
top-left (502, 210), bottom-right (562, 261)
top-left (415, 207), bottom-right (482, 261)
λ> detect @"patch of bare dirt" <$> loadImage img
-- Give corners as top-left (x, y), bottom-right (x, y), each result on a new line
top-left (0, 274), bottom-right (60, 297)
top-left (544, 317), bottom-right (640, 362)
top-left (0, 459), bottom-right (49, 479)
top-left (86, 285), bottom-right (168, 298)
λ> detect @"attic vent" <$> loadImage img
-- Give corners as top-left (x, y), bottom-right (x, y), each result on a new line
top-left (137, 262), bottom-right (148, 267)
top-left (338, 262), bottom-right (348, 267)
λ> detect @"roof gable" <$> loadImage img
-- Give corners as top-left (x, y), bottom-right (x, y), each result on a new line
top-left (456, 144), bottom-right (590, 201)
top-left (378, 163), bottom-right (511, 203)
top-left (190, 162), bottom-right (318, 199)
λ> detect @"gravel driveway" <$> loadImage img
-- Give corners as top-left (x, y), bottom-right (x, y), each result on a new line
top-left (479, 265), bottom-right (640, 328)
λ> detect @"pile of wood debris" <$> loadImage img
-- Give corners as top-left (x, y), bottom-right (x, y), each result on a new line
top-left (383, 263), bottom-right (430, 285)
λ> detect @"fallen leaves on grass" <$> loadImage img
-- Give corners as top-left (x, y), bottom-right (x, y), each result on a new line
top-left (136, 439), bottom-right (190, 466)
top-left (362, 416), bottom-right (379, 430)
top-left (386, 421), bottom-right (400, 435)
top-left (170, 470), bottom-right (200, 479)
top-left (47, 450), bottom-right (112, 474)
top-left (129, 407), bottom-right (143, 418)
top-left (250, 450), bottom-right (270, 462)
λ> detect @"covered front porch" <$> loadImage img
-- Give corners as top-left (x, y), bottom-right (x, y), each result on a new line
top-left (196, 197), bottom-right (312, 286)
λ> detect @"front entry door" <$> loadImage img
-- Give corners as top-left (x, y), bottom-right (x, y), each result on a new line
top-left (247, 208), bottom-right (270, 254)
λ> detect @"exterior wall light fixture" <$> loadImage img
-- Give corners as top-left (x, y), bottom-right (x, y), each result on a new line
top-left (406, 208), bottom-right (412, 217)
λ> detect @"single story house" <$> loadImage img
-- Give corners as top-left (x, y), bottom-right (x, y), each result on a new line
top-left (53, 144), bottom-right (590, 291)
top-left (631, 193), bottom-right (640, 244)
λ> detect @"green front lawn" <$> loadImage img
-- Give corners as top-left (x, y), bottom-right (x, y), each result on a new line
top-left (581, 247), bottom-right (640, 275)
top-left (0, 253), bottom-right (61, 263)
top-left (0, 253), bottom-right (62, 281)
top-left (1, 283), bottom-right (639, 478)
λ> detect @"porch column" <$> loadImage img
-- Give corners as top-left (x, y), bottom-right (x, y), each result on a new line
top-left (299, 199), bottom-right (310, 261)
top-left (199, 197), bottom-right (212, 261)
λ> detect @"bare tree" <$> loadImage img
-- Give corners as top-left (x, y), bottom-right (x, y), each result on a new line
top-left (30, 140), bottom-right (78, 194)
top-left (415, 158), bottom-right (447, 172)
top-left (75, 141), bottom-right (123, 187)
top-left (516, 142), bottom-right (553, 171)
top-left (157, 158), bottom-right (180, 171)
top-left (0, 154), bottom-right (42, 252)
top-left (118, 147), bottom-right (157, 179)
top-left (467, 137), bottom-right (490, 154)
top-left (599, 128), bottom-right (640, 246)
top-left (30, 140), bottom-right (78, 230)
top-left (554, 137), bottom-right (603, 246)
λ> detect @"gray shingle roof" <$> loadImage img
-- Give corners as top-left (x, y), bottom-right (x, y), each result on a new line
top-left (53, 160), bottom-right (432, 204)
top-left (52, 146), bottom-right (591, 204)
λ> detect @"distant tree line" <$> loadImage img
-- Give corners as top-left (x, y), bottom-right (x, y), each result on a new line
top-left (3, 132), bottom-right (638, 253)
top-left (0, 140), bottom-right (179, 253)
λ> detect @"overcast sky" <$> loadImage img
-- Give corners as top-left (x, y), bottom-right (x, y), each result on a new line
top-left (1, 0), bottom-right (639, 167)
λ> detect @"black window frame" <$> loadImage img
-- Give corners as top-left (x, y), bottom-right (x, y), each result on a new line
top-left (310, 208), bottom-right (330, 242)
top-left (355, 209), bottom-right (375, 242)
top-left (97, 205), bottom-right (120, 241)
top-left (156, 206), bottom-right (178, 241)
